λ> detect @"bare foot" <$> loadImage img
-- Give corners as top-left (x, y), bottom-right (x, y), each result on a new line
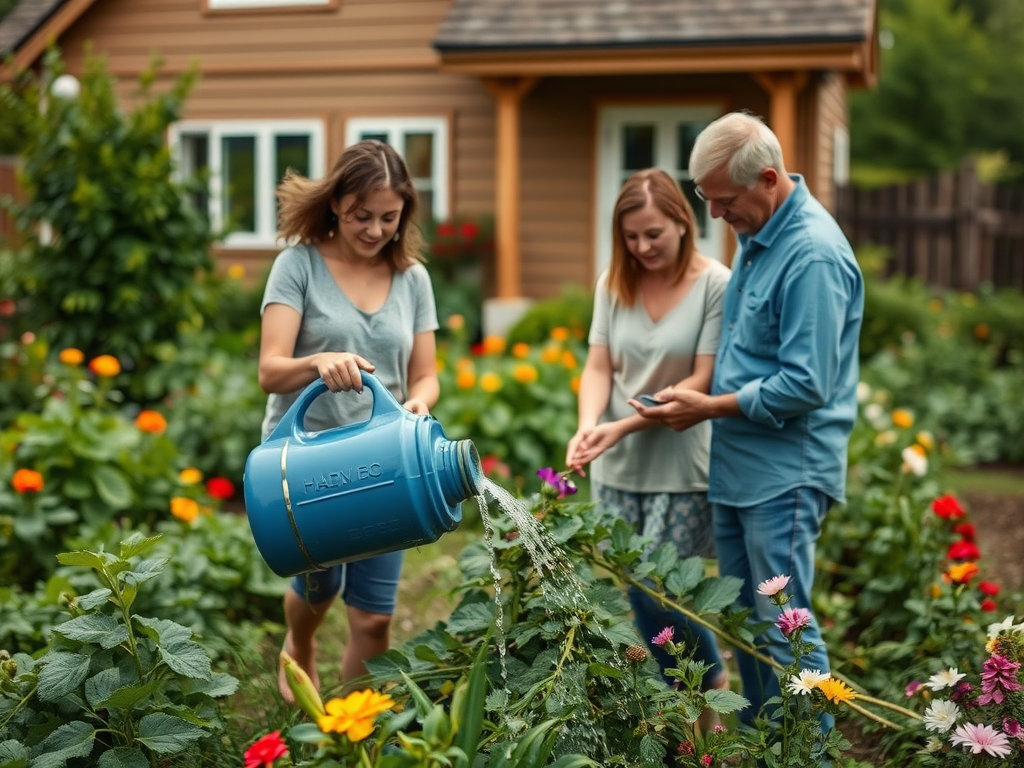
top-left (278, 633), bottom-right (320, 704)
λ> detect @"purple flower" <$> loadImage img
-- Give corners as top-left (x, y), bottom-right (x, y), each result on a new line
top-left (651, 626), bottom-right (674, 647)
top-left (536, 467), bottom-right (578, 498)
top-left (776, 607), bottom-right (812, 637)
top-left (977, 653), bottom-right (1023, 706)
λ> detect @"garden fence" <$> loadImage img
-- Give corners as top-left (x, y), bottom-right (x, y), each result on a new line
top-left (835, 159), bottom-right (1024, 293)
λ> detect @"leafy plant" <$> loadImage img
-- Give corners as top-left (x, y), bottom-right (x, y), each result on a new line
top-left (0, 533), bottom-right (239, 768)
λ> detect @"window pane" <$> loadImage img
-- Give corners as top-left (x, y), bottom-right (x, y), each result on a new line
top-left (276, 134), bottom-right (310, 181)
top-left (403, 132), bottom-right (434, 178)
top-left (676, 123), bottom-right (706, 171)
top-left (179, 133), bottom-right (210, 219)
top-left (359, 131), bottom-right (389, 144)
top-left (223, 135), bottom-right (256, 233)
top-left (679, 177), bottom-right (708, 233)
top-left (622, 125), bottom-right (654, 172)
top-left (417, 190), bottom-right (434, 222)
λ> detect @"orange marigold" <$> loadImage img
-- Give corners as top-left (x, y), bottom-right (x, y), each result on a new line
top-left (550, 326), bottom-right (570, 342)
top-left (570, 374), bottom-right (581, 394)
top-left (511, 342), bottom-right (530, 359)
top-left (170, 497), bottom-right (200, 523)
top-left (945, 561), bottom-right (980, 585)
top-left (89, 355), bottom-right (121, 377)
top-left (891, 408), bottom-right (914, 429)
top-left (540, 345), bottom-right (560, 364)
top-left (11, 468), bottom-right (44, 494)
top-left (479, 372), bottom-right (502, 392)
top-left (179, 467), bottom-right (203, 485)
top-left (481, 335), bottom-right (506, 355)
top-left (513, 363), bottom-right (538, 384)
top-left (561, 350), bottom-right (577, 369)
top-left (135, 410), bottom-right (168, 434)
top-left (974, 323), bottom-right (990, 340)
top-left (455, 370), bottom-right (476, 389)
top-left (58, 348), bottom-right (84, 366)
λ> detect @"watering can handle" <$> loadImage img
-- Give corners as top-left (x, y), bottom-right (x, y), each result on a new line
top-left (266, 372), bottom-right (403, 443)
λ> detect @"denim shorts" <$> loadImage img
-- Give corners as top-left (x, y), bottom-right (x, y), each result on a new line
top-left (291, 550), bottom-right (404, 614)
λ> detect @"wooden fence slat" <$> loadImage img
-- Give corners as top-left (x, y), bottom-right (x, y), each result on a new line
top-left (837, 159), bottom-right (1024, 293)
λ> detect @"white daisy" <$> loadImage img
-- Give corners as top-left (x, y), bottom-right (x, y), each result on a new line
top-left (924, 668), bottom-right (966, 691)
top-left (922, 699), bottom-right (960, 733)
top-left (786, 669), bottom-right (830, 695)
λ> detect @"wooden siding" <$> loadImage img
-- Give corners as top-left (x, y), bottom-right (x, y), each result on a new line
top-left (812, 70), bottom-right (847, 212)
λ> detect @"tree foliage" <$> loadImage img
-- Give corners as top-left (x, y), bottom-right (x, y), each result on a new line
top-left (850, 0), bottom-right (1024, 183)
top-left (0, 47), bottom-right (217, 366)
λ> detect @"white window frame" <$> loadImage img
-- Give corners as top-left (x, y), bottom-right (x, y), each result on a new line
top-left (344, 117), bottom-right (449, 221)
top-left (208, 0), bottom-right (329, 9)
top-left (168, 119), bottom-right (326, 248)
top-left (595, 105), bottom-right (724, 273)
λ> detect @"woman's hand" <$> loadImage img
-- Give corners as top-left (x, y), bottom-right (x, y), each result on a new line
top-left (315, 352), bottom-right (375, 392)
top-left (402, 397), bottom-right (430, 416)
top-left (566, 422), bottom-right (623, 473)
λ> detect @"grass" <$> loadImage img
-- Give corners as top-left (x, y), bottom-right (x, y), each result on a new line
top-left (939, 463), bottom-right (1024, 495)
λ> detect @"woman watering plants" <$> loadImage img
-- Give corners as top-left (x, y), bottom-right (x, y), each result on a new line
top-left (257, 140), bottom-right (439, 703)
top-left (566, 168), bottom-right (731, 722)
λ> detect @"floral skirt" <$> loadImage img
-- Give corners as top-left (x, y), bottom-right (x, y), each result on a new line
top-left (592, 483), bottom-right (715, 561)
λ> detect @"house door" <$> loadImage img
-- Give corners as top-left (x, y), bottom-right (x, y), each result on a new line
top-left (595, 106), bottom-right (723, 277)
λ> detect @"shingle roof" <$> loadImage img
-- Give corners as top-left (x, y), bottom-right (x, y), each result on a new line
top-left (435, 0), bottom-right (876, 51)
top-left (0, 0), bottom-right (66, 57)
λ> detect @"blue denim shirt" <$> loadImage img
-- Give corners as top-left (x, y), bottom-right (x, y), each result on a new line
top-left (709, 176), bottom-right (864, 506)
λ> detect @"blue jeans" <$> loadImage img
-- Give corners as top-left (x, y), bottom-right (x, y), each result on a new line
top-left (291, 550), bottom-right (404, 614)
top-left (713, 488), bottom-right (833, 728)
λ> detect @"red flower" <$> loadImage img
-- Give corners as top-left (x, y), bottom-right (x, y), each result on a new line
top-left (947, 540), bottom-right (981, 561)
top-left (436, 222), bottom-right (456, 237)
top-left (979, 581), bottom-right (1001, 596)
top-left (206, 476), bottom-right (236, 500)
top-left (244, 730), bottom-right (289, 768)
top-left (469, 342), bottom-right (485, 356)
top-left (480, 454), bottom-right (511, 479)
top-left (459, 221), bottom-right (479, 239)
top-left (931, 495), bottom-right (965, 520)
top-left (953, 522), bottom-right (976, 541)
top-left (11, 468), bottom-right (44, 494)
top-left (981, 599), bottom-right (998, 612)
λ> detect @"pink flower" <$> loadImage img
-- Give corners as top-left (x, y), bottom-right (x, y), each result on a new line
top-left (905, 680), bottom-right (922, 698)
top-left (756, 574), bottom-right (791, 597)
top-left (950, 722), bottom-right (1012, 758)
top-left (1003, 718), bottom-right (1023, 740)
top-left (776, 607), bottom-right (812, 637)
top-left (536, 467), bottom-right (578, 498)
top-left (701, 755), bottom-right (713, 767)
top-left (651, 626), bottom-right (674, 647)
top-left (977, 653), bottom-right (1023, 706)
top-left (677, 741), bottom-right (695, 755)
top-left (244, 730), bottom-right (289, 768)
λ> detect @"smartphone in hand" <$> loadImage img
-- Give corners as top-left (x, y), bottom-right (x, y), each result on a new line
top-left (636, 394), bottom-right (667, 407)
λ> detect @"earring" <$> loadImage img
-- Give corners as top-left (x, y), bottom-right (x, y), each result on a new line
top-left (392, 231), bottom-right (400, 242)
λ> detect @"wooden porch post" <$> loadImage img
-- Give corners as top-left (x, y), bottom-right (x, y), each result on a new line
top-left (753, 71), bottom-right (808, 172)
top-left (483, 76), bottom-right (539, 299)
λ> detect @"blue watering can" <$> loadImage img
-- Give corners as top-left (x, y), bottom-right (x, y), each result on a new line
top-left (244, 373), bottom-right (483, 577)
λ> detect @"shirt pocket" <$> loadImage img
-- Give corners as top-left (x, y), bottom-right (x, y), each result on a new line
top-left (733, 292), bottom-right (780, 358)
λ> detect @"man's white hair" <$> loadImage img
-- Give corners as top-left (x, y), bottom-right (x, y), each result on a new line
top-left (689, 112), bottom-right (785, 188)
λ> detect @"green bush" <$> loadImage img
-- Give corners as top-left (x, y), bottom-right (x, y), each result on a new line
top-left (505, 286), bottom-right (593, 346)
top-left (0, 48), bottom-right (217, 396)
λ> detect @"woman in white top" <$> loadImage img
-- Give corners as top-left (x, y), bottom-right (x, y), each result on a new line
top-left (567, 168), bottom-right (731, 706)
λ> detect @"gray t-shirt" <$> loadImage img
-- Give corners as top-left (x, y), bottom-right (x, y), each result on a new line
top-left (588, 259), bottom-right (731, 493)
top-left (260, 243), bottom-right (439, 440)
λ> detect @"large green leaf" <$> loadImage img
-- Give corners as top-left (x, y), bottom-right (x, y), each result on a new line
top-left (91, 465), bottom-right (133, 510)
top-left (135, 713), bottom-right (206, 754)
top-left (158, 640), bottom-right (212, 681)
top-left (28, 721), bottom-right (94, 768)
top-left (692, 575), bottom-right (743, 614)
top-left (53, 614), bottom-right (128, 649)
top-left (37, 652), bottom-right (91, 701)
top-left (96, 746), bottom-right (149, 768)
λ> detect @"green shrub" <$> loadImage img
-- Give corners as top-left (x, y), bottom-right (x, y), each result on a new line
top-left (505, 286), bottom-right (593, 346)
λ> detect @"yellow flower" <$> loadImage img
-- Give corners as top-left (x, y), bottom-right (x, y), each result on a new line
top-left (550, 326), bottom-right (570, 342)
top-left (435, 359), bottom-right (445, 373)
top-left (89, 355), bottom-right (121, 377)
top-left (561, 350), bottom-right (577, 369)
top-left (227, 263), bottom-right (246, 280)
top-left (540, 345), bottom-right (560, 364)
top-left (479, 372), bottom-right (502, 392)
top-left (928, 298), bottom-right (943, 314)
top-left (909, 443), bottom-right (927, 457)
top-left (916, 431), bottom-right (935, 451)
top-left (170, 497), bottom-right (200, 523)
top-left (179, 467), bottom-right (203, 485)
top-left (440, 679), bottom-right (454, 697)
top-left (456, 370), bottom-right (476, 389)
top-left (456, 357), bottom-right (474, 371)
top-left (946, 562), bottom-right (979, 584)
top-left (874, 430), bottom-right (897, 446)
top-left (59, 348), bottom-right (84, 365)
top-left (318, 689), bottom-right (395, 742)
top-left (481, 335), bottom-right (505, 355)
top-left (817, 678), bottom-right (856, 704)
top-left (135, 410), bottom-right (168, 434)
top-left (891, 408), bottom-right (914, 429)
top-left (570, 374), bottom-right (581, 394)
top-left (446, 314), bottom-right (465, 331)
top-left (513, 363), bottom-right (538, 384)
top-left (511, 342), bottom-right (530, 359)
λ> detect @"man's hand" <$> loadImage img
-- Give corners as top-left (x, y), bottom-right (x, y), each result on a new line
top-left (629, 388), bottom-right (712, 432)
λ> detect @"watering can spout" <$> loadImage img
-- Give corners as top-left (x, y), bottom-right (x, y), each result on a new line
top-left (243, 374), bottom-right (483, 577)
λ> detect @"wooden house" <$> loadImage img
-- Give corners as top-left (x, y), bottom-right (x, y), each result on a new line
top-left (0, 0), bottom-right (878, 329)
